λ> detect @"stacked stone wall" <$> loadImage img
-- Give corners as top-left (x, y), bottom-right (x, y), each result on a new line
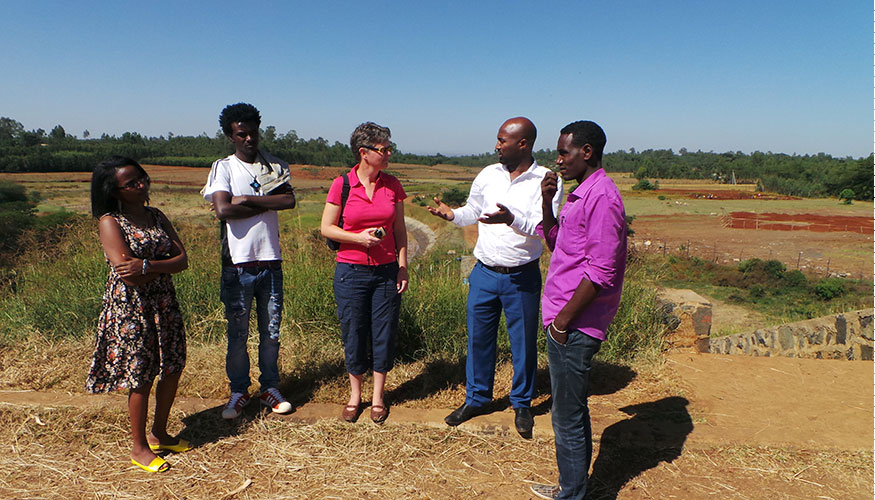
top-left (708, 309), bottom-right (874, 360)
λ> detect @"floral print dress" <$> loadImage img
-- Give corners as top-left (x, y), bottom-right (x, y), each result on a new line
top-left (85, 207), bottom-right (186, 393)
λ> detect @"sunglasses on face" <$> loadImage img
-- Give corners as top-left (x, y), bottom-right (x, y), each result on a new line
top-left (120, 177), bottom-right (150, 190)
top-left (362, 145), bottom-right (392, 155)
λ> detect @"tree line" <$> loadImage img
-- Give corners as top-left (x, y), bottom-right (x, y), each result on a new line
top-left (0, 117), bottom-right (870, 200)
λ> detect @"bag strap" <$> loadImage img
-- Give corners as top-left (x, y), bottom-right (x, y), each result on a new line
top-left (337, 173), bottom-right (350, 229)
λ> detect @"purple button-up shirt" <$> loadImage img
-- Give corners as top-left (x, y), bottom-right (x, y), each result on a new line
top-left (537, 169), bottom-right (627, 341)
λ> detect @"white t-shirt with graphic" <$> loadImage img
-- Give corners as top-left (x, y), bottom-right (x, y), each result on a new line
top-left (202, 152), bottom-right (288, 265)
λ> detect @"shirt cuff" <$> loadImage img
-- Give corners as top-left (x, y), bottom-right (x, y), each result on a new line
top-left (508, 208), bottom-right (524, 231)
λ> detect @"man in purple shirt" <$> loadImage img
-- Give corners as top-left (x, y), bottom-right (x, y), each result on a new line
top-left (530, 121), bottom-right (627, 500)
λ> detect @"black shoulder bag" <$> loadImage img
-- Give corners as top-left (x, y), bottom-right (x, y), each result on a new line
top-left (326, 173), bottom-right (350, 250)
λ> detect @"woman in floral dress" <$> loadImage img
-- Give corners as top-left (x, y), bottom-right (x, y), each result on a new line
top-left (87, 156), bottom-right (189, 473)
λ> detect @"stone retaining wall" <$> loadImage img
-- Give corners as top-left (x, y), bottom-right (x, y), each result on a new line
top-left (708, 309), bottom-right (874, 360)
top-left (656, 288), bottom-right (712, 352)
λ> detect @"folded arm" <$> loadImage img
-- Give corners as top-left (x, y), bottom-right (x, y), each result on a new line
top-left (211, 184), bottom-right (295, 221)
top-left (98, 214), bottom-right (187, 287)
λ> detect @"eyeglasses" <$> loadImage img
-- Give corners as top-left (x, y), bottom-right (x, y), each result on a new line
top-left (120, 177), bottom-right (150, 190)
top-left (362, 145), bottom-right (392, 155)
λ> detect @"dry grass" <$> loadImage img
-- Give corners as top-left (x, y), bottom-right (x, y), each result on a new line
top-left (0, 401), bottom-right (870, 500)
top-left (0, 404), bottom-right (557, 500)
top-left (0, 334), bottom-right (871, 499)
top-left (0, 331), bottom-right (549, 410)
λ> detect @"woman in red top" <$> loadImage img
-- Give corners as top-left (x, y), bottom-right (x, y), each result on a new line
top-left (320, 122), bottom-right (408, 424)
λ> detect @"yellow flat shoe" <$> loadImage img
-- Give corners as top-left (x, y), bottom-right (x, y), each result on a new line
top-left (131, 456), bottom-right (170, 473)
top-left (148, 438), bottom-right (191, 453)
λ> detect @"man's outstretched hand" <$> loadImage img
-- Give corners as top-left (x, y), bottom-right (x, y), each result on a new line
top-left (426, 197), bottom-right (455, 221)
top-left (478, 203), bottom-right (515, 225)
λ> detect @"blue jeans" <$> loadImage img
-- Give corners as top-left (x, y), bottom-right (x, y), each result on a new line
top-left (221, 265), bottom-right (283, 394)
top-left (548, 329), bottom-right (602, 500)
top-left (333, 262), bottom-right (400, 375)
top-left (465, 261), bottom-right (541, 408)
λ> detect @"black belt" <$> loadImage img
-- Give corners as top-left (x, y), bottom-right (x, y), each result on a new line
top-left (232, 260), bottom-right (281, 269)
top-left (343, 262), bottom-right (398, 271)
top-left (478, 259), bottom-right (539, 274)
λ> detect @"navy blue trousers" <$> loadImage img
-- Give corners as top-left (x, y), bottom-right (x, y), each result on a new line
top-left (333, 262), bottom-right (400, 375)
top-left (465, 261), bottom-right (541, 408)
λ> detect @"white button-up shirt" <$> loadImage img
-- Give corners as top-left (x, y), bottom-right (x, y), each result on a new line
top-left (453, 161), bottom-right (562, 267)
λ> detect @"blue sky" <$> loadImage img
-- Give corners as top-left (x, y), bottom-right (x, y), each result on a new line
top-left (1, 1), bottom-right (869, 157)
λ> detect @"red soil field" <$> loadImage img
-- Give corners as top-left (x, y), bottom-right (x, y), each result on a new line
top-left (726, 212), bottom-right (873, 234)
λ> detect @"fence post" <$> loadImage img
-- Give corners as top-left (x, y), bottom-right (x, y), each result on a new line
top-left (796, 252), bottom-right (802, 269)
top-left (825, 258), bottom-right (830, 277)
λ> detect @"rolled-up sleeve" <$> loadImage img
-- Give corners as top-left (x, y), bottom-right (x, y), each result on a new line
top-left (536, 221), bottom-right (559, 248)
top-left (510, 176), bottom-right (562, 236)
top-left (579, 193), bottom-right (625, 289)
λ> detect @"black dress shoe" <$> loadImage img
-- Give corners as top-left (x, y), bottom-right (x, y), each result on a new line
top-left (445, 403), bottom-right (485, 426)
top-left (514, 407), bottom-right (533, 438)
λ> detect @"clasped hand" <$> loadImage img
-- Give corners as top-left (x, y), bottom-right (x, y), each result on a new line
top-left (114, 258), bottom-right (144, 277)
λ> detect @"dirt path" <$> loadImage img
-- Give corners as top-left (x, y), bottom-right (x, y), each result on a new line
top-left (2, 353), bottom-right (868, 450)
top-left (1, 353), bottom-right (871, 499)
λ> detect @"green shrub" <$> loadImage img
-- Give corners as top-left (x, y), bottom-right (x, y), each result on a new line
top-left (814, 278), bottom-right (845, 300)
top-left (737, 258), bottom-right (786, 284)
top-left (782, 270), bottom-right (807, 289)
top-left (599, 259), bottom-right (668, 363)
top-left (749, 284), bottom-right (766, 299)
top-left (440, 187), bottom-right (468, 207)
top-left (632, 178), bottom-right (658, 191)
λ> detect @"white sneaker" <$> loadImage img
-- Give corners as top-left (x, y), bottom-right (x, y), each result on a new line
top-left (221, 392), bottom-right (251, 419)
top-left (529, 484), bottom-right (560, 499)
top-left (260, 388), bottom-right (292, 414)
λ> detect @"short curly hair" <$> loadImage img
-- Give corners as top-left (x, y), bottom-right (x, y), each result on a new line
top-left (560, 120), bottom-right (606, 162)
top-left (350, 122), bottom-right (391, 163)
top-left (219, 103), bottom-right (261, 136)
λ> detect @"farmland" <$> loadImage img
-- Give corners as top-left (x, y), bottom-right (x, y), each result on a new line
top-left (0, 164), bottom-right (871, 499)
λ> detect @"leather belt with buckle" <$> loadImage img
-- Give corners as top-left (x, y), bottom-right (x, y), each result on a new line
top-left (478, 259), bottom-right (539, 274)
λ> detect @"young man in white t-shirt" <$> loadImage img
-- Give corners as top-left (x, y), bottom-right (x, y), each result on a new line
top-left (202, 103), bottom-right (296, 419)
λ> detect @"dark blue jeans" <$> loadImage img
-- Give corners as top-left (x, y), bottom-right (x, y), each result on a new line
top-left (465, 261), bottom-right (541, 408)
top-left (333, 262), bottom-right (400, 375)
top-left (548, 328), bottom-right (602, 500)
top-left (221, 265), bottom-right (283, 394)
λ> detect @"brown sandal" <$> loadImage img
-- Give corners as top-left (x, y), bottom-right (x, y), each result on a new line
top-left (370, 404), bottom-right (388, 424)
top-left (341, 403), bottom-right (361, 423)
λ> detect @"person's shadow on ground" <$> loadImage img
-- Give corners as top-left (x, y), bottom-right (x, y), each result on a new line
top-left (587, 396), bottom-right (693, 500)
top-left (387, 356), bottom-right (467, 406)
top-left (389, 358), bottom-right (636, 417)
top-left (531, 361), bottom-right (637, 417)
top-left (177, 358), bottom-right (348, 448)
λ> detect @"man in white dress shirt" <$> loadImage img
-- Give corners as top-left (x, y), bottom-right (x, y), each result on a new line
top-left (428, 117), bottom-right (561, 438)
